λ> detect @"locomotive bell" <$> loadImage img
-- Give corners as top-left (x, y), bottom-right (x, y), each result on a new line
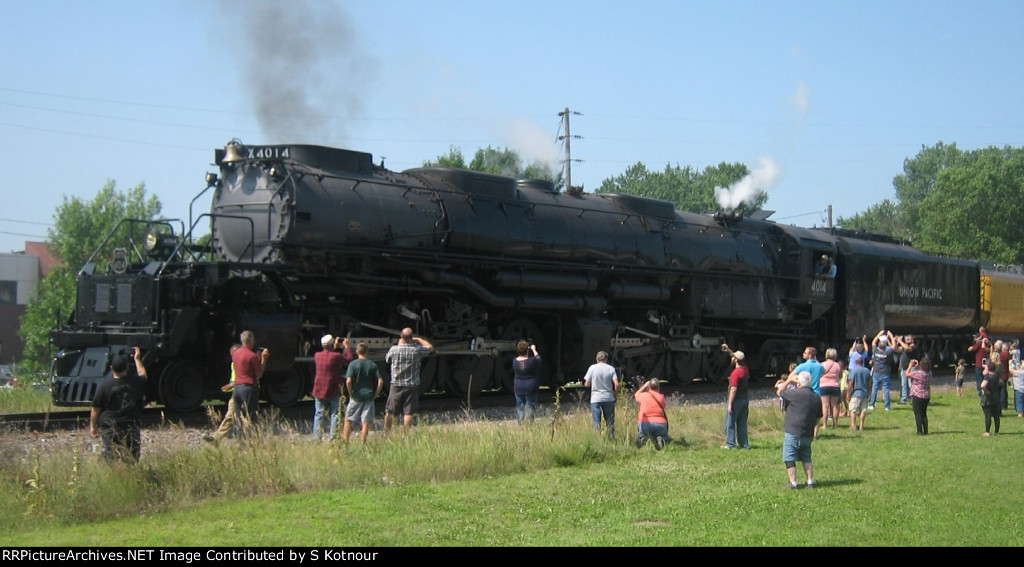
top-left (221, 140), bottom-right (246, 164)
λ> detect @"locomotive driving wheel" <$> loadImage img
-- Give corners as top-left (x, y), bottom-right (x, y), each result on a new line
top-left (264, 365), bottom-right (307, 408)
top-left (446, 356), bottom-right (496, 397)
top-left (703, 351), bottom-right (731, 383)
top-left (671, 352), bottom-right (702, 384)
top-left (159, 361), bottom-right (204, 413)
top-left (622, 352), bottom-right (670, 385)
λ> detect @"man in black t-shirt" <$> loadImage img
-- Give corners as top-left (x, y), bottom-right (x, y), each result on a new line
top-left (91, 347), bottom-right (148, 462)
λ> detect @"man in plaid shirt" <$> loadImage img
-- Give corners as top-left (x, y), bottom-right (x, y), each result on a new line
top-left (384, 328), bottom-right (433, 435)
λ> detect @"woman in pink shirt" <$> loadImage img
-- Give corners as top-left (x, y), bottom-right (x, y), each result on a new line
top-left (818, 348), bottom-right (843, 434)
top-left (906, 358), bottom-right (932, 435)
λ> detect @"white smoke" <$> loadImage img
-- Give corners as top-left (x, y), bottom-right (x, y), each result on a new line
top-left (714, 157), bottom-right (782, 209)
top-left (501, 118), bottom-right (562, 172)
top-left (790, 80), bottom-right (809, 117)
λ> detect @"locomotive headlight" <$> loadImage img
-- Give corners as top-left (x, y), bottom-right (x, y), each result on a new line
top-left (145, 230), bottom-right (180, 257)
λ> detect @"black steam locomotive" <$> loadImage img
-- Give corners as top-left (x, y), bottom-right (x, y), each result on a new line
top-left (49, 141), bottom-right (980, 412)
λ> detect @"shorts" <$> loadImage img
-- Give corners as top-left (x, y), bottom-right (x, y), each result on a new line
top-left (782, 432), bottom-right (813, 463)
top-left (345, 399), bottom-right (376, 426)
top-left (849, 396), bottom-right (867, 414)
top-left (820, 386), bottom-right (841, 398)
top-left (385, 384), bottom-right (418, 416)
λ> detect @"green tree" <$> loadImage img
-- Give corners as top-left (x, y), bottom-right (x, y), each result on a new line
top-left (839, 142), bottom-right (1024, 262)
top-left (842, 142), bottom-right (965, 238)
top-left (424, 146), bottom-right (562, 189)
top-left (19, 181), bottom-right (161, 367)
top-left (836, 199), bottom-right (905, 240)
top-left (915, 146), bottom-right (1024, 263)
top-left (597, 161), bottom-right (766, 214)
top-left (422, 146), bottom-right (467, 169)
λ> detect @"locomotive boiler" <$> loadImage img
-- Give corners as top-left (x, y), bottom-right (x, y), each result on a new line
top-left (49, 140), bottom-right (982, 412)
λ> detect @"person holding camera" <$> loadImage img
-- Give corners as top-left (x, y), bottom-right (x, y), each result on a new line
top-left (906, 358), bottom-right (932, 435)
top-left (777, 371), bottom-right (822, 489)
top-left (634, 377), bottom-right (668, 450)
top-left (312, 334), bottom-right (354, 442)
top-left (584, 351), bottom-right (620, 437)
top-left (720, 343), bottom-right (751, 449)
top-left (967, 327), bottom-right (990, 394)
top-left (384, 328), bottom-right (433, 435)
top-left (867, 330), bottom-right (896, 411)
top-left (980, 361), bottom-right (1003, 436)
top-left (231, 330), bottom-right (270, 430)
top-left (90, 347), bottom-right (148, 462)
top-left (512, 340), bottom-right (542, 424)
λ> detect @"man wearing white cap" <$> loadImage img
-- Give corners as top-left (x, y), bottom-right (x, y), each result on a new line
top-left (312, 334), bottom-right (354, 441)
top-left (721, 343), bottom-right (751, 449)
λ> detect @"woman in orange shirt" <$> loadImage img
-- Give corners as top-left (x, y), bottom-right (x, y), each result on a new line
top-left (634, 377), bottom-right (669, 450)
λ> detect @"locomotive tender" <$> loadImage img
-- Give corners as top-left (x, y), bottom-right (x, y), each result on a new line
top-left (50, 140), bottom-right (981, 412)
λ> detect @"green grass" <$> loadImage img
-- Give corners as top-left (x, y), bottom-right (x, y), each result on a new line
top-left (0, 388), bottom-right (1020, 546)
top-left (0, 380), bottom-right (59, 414)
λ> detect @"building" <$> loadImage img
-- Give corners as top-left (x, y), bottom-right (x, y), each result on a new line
top-left (0, 242), bottom-right (58, 363)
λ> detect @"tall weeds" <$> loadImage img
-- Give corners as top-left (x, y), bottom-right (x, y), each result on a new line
top-left (0, 392), bottom-right (746, 531)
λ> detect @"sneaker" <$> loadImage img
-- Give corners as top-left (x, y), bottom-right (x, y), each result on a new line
top-left (884, 407), bottom-right (891, 411)
top-left (721, 445), bottom-right (734, 450)
top-left (654, 437), bottom-right (666, 451)
top-left (805, 480), bottom-right (817, 489)
top-left (867, 406), bottom-right (875, 411)
top-left (787, 482), bottom-right (800, 489)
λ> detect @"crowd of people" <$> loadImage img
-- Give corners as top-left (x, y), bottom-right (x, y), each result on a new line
top-left (90, 325), bottom-right (1020, 485)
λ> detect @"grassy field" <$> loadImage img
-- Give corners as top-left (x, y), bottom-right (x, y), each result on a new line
top-left (0, 385), bottom-right (1020, 546)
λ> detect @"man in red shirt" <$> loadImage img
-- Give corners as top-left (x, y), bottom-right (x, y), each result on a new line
top-left (967, 327), bottom-right (990, 394)
top-left (230, 330), bottom-right (269, 430)
top-left (312, 334), bottom-right (354, 441)
top-left (721, 346), bottom-right (751, 450)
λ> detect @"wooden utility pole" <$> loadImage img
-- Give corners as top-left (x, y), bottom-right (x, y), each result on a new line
top-left (557, 108), bottom-right (583, 195)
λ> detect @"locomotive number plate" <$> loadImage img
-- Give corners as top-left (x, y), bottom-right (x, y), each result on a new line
top-left (248, 146), bottom-right (291, 159)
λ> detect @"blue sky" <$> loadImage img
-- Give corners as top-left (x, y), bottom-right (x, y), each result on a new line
top-left (2, 0), bottom-right (1022, 254)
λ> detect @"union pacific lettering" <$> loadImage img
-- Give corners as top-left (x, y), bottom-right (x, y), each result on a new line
top-left (898, 285), bottom-right (943, 300)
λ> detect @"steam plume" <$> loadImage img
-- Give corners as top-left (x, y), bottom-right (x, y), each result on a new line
top-left (714, 157), bottom-right (781, 209)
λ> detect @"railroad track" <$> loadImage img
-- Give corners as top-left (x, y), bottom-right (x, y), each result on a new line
top-left (0, 379), bottom-right (753, 433)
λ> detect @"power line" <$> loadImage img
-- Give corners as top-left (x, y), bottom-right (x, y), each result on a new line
top-left (0, 218), bottom-right (50, 226)
top-left (0, 230), bottom-right (47, 238)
